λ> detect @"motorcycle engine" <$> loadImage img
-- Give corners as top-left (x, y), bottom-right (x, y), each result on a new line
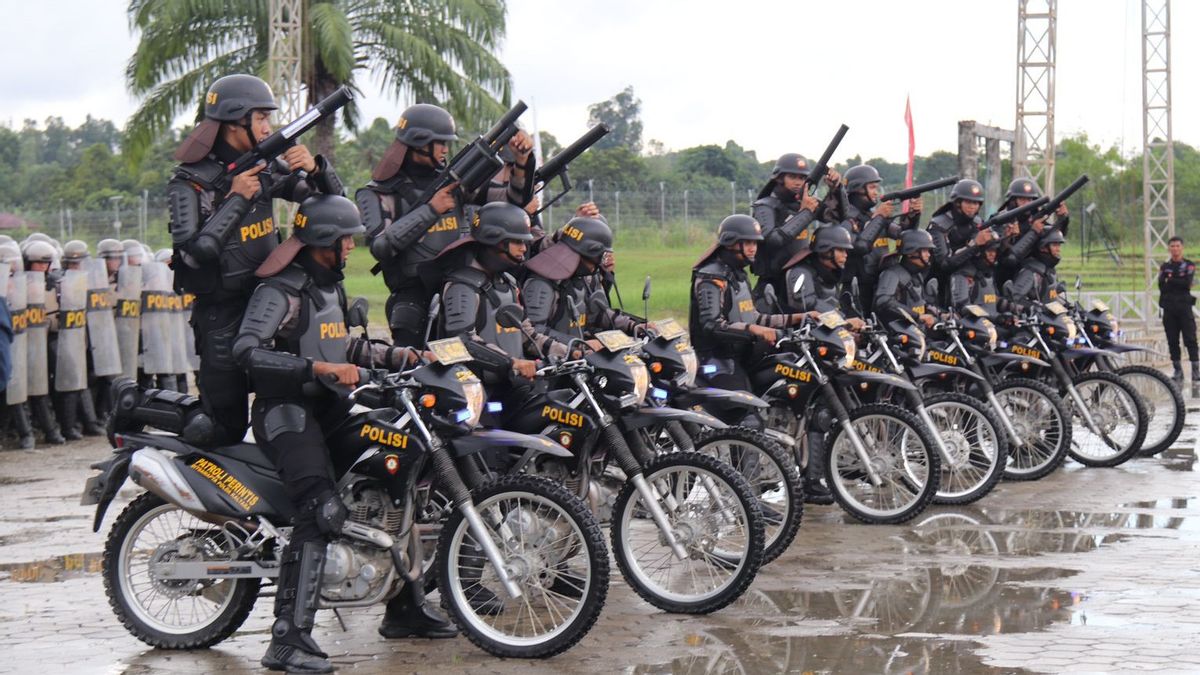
top-left (321, 485), bottom-right (404, 603)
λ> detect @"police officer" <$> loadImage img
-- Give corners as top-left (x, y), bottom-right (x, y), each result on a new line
top-left (1006, 229), bottom-right (1065, 312)
top-left (0, 244), bottom-right (34, 449)
top-left (690, 215), bottom-right (808, 393)
top-left (927, 179), bottom-right (994, 286)
top-left (168, 73), bottom-right (343, 445)
top-left (995, 178), bottom-right (1069, 284)
top-left (833, 165), bottom-right (923, 311)
top-left (55, 241), bottom-right (103, 439)
top-left (874, 230), bottom-right (939, 329)
top-left (781, 226), bottom-right (861, 321)
top-left (750, 154), bottom-right (839, 298)
top-left (949, 238), bottom-right (1007, 317)
top-left (359, 104), bottom-right (533, 348)
top-left (1158, 236), bottom-right (1198, 383)
top-left (233, 195), bottom-right (447, 673)
top-left (97, 239), bottom-right (123, 285)
top-left (23, 241), bottom-right (65, 444)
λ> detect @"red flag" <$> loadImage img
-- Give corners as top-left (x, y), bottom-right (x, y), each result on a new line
top-left (903, 96), bottom-right (915, 212)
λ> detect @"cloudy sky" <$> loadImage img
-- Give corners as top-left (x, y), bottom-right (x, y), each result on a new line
top-left (2, 0), bottom-right (1195, 164)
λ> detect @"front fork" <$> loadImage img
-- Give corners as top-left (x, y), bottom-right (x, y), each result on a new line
top-left (821, 380), bottom-right (883, 487)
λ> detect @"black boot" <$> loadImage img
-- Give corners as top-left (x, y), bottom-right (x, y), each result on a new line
top-left (78, 388), bottom-right (104, 436)
top-left (11, 404), bottom-right (34, 450)
top-left (30, 397), bottom-right (65, 444)
top-left (379, 580), bottom-right (458, 639)
top-left (804, 432), bottom-right (834, 505)
top-left (261, 541), bottom-right (333, 674)
top-left (1173, 361), bottom-right (1184, 384)
top-left (1191, 362), bottom-right (1199, 382)
top-left (58, 393), bottom-right (83, 441)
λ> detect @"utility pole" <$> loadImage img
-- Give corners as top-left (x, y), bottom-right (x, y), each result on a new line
top-left (1013, 0), bottom-right (1057, 194)
top-left (1142, 0), bottom-right (1175, 302)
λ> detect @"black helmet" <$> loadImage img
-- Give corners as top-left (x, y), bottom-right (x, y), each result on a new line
top-left (1005, 177), bottom-right (1042, 200)
top-left (395, 104), bottom-right (458, 147)
top-left (204, 74), bottom-right (277, 121)
top-left (717, 215), bottom-right (764, 246)
top-left (293, 195), bottom-right (365, 248)
top-left (473, 203), bottom-right (533, 246)
top-left (771, 153), bottom-right (811, 178)
top-left (97, 239), bottom-right (124, 260)
top-left (844, 164), bottom-right (882, 193)
top-left (900, 229), bottom-right (935, 255)
top-left (1038, 229), bottom-right (1066, 247)
top-left (950, 179), bottom-right (985, 203)
top-left (811, 226), bottom-right (853, 253)
top-left (62, 240), bottom-right (90, 262)
top-left (560, 217), bottom-right (613, 262)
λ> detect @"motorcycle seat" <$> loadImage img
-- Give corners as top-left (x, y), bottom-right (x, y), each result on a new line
top-left (209, 443), bottom-right (275, 471)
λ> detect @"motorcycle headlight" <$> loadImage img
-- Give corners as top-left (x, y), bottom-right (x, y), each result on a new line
top-left (1065, 320), bottom-right (1078, 340)
top-left (983, 320), bottom-right (998, 349)
top-left (913, 330), bottom-right (927, 360)
top-left (678, 350), bottom-right (698, 388)
top-left (840, 336), bottom-right (856, 369)
top-left (461, 381), bottom-right (484, 428)
top-left (630, 360), bottom-right (650, 404)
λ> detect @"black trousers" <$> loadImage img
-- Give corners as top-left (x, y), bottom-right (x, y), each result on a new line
top-left (1162, 304), bottom-right (1199, 362)
top-left (192, 296), bottom-right (251, 445)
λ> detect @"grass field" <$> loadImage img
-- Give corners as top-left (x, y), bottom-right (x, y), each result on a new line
top-left (341, 234), bottom-right (1154, 329)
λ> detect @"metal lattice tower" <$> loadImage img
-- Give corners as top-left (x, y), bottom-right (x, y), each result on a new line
top-left (1142, 0), bottom-right (1175, 289)
top-left (268, 0), bottom-right (305, 124)
top-left (1013, 0), bottom-right (1057, 195)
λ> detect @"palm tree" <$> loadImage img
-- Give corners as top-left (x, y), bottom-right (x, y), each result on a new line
top-left (123, 0), bottom-right (511, 162)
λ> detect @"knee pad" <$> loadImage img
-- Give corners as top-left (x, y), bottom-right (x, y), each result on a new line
top-left (389, 301), bottom-right (427, 347)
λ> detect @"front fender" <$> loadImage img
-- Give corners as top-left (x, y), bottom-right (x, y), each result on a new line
top-left (1063, 347), bottom-right (1119, 359)
top-left (450, 429), bottom-right (572, 459)
top-left (80, 452), bottom-right (133, 532)
top-left (983, 352), bottom-right (1050, 368)
top-left (620, 406), bottom-right (729, 431)
top-left (1101, 342), bottom-right (1145, 354)
top-left (674, 387), bottom-right (769, 410)
top-left (908, 362), bottom-right (984, 382)
top-left (835, 369), bottom-right (917, 391)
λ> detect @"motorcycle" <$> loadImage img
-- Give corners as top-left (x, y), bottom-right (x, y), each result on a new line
top-left (83, 337), bottom-right (610, 659)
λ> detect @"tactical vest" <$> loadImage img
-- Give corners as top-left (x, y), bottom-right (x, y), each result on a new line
top-left (786, 261), bottom-right (840, 313)
top-left (549, 276), bottom-right (590, 337)
top-left (368, 173), bottom-right (469, 290)
top-left (266, 266), bottom-right (349, 365)
top-left (883, 263), bottom-right (928, 317)
top-left (928, 210), bottom-right (981, 251)
top-left (958, 262), bottom-right (1001, 315)
top-left (446, 267), bottom-right (524, 357)
top-left (690, 257), bottom-right (758, 356)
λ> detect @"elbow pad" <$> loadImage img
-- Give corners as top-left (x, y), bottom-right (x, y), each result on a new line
top-left (713, 325), bottom-right (755, 344)
top-left (380, 204), bottom-right (439, 257)
top-left (311, 156), bottom-right (344, 197)
top-left (245, 348), bottom-right (313, 396)
top-left (167, 181), bottom-right (203, 248)
top-left (356, 187), bottom-right (388, 239)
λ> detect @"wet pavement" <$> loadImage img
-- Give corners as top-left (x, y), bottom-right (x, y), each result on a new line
top-left (3, 397), bottom-right (1200, 673)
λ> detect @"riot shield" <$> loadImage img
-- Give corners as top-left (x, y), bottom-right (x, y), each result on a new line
top-left (140, 262), bottom-right (173, 375)
top-left (4, 267), bottom-right (27, 404)
top-left (164, 268), bottom-right (190, 377)
top-left (115, 265), bottom-right (142, 381)
top-left (25, 271), bottom-right (49, 396)
top-left (54, 269), bottom-right (89, 392)
top-left (182, 292), bottom-right (200, 370)
top-left (86, 258), bottom-right (121, 377)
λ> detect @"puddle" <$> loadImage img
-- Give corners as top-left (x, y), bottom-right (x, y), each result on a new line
top-left (0, 552), bottom-right (103, 582)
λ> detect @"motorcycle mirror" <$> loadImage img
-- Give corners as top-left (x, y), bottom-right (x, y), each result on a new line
top-left (566, 295), bottom-right (581, 320)
top-left (925, 278), bottom-right (939, 300)
top-left (763, 284), bottom-right (779, 312)
top-left (496, 304), bottom-right (526, 330)
top-left (793, 273), bottom-right (806, 296)
top-left (346, 297), bottom-right (369, 329)
top-left (1075, 274), bottom-right (1082, 291)
top-left (1003, 280), bottom-right (1014, 296)
top-left (642, 276), bottom-right (652, 301)
top-left (586, 289), bottom-right (609, 317)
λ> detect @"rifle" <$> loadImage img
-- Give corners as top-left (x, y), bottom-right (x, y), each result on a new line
top-left (416, 100), bottom-right (527, 204)
top-left (983, 195), bottom-right (1050, 237)
top-left (215, 86), bottom-right (353, 192)
top-left (1031, 174), bottom-right (1089, 221)
top-left (533, 124), bottom-right (610, 215)
top-left (805, 124), bottom-right (850, 195)
top-left (879, 176), bottom-right (958, 202)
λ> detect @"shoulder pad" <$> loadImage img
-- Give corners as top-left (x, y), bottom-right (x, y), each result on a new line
top-left (366, 173), bottom-right (413, 194)
top-left (695, 259), bottom-right (730, 278)
top-left (446, 266), bottom-right (490, 290)
top-left (927, 213), bottom-right (953, 230)
top-left (752, 196), bottom-right (781, 209)
top-left (172, 159), bottom-right (224, 189)
top-left (260, 264), bottom-right (308, 294)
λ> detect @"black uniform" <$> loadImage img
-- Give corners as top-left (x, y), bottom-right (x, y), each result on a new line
top-left (690, 249), bottom-right (791, 392)
top-left (927, 206), bottom-right (985, 282)
top-left (1006, 255), bottom-right (1060, 309)
top-left (360, 166), bottom-right (528, 347)
top-left (874, 257), bottom-right (934, 326)
top-left (1159, 257), bottom-right (1198, 363)
top-left (750, 187), bottom-right (819, 298)
top-left (168, 144), bottom-right (342, 444)
top-left (949, 256), bottom-right (1004, 316)
top-left (782, 257), bottom-right (844, 315)
top-left (834, 200), bottom-right (919, 310)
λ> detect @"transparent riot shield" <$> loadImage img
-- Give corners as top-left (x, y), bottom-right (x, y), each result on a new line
top-left (162, 266), bottom-right (189, 377)
top-left (3, 266), bottom-right (26, 404)
top-left (25, 271), bottom-right (49, 396)
top-left (115, 265), bottom-right (142, 381)
top-left (54, 269), bottom-right (89, 392)
top-left (85, 258), bottom-right (121, 377)
top-left (140, 262), bottom-right (173, 375)
top-left (182, 292), bottom-right (199, 371)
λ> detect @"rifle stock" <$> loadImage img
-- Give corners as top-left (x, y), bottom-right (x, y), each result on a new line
top-left (806, 124), bottom-right (849, 194)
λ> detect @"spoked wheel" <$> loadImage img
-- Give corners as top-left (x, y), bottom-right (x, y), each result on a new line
top-left (436, 474), bottom-right (609, 658)
top-left (1118, 365), bottom-right (1185, 457)
top-left (824, 403), bottom-right (939, 525)
top-left (1066, 371), bottom-right (1148, 467)
top-left (612, 452), bottom-right (765, 614)
top-left (102, 493), bottom-right (261, 648)
top-left (692, 426), bottom-right (804, 565)
top-left (925, 393), bottom-right (1008, 505)
top-left (910, 511), bottom-right (1001, 609)
top-left (994, 378), bottom-right (1071, 480)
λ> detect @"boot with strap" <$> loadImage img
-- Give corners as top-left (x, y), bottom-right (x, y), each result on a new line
top-left (261, 541), bottom-right (333, 674)
top-left (1173, 360), bottom-right (1184, 384)
top-left (379, 578), bottom-right (459, 639)
top-left (1191, 362), bottom-right (1199, 382)
top-left (30, 396), bottom-right (65, 444)
top-left (11, 404), bottom-right (34, 450)
top-left (804, 431), bottom-right (834, 505)
top-left (77, 388), bottom-right (104, 436)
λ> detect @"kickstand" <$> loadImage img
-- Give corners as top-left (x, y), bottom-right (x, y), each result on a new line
top-left (332, 608), bottom-right (348, 632)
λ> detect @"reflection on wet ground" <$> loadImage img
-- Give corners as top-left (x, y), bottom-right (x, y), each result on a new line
top-left (0, 552), bottom-right (103, 582)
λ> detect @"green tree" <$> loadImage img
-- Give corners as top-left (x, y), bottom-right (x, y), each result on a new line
top-left (123, 0), bottom-right (512, 161)
top-left (587, 86), bottom-right (643, 153)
